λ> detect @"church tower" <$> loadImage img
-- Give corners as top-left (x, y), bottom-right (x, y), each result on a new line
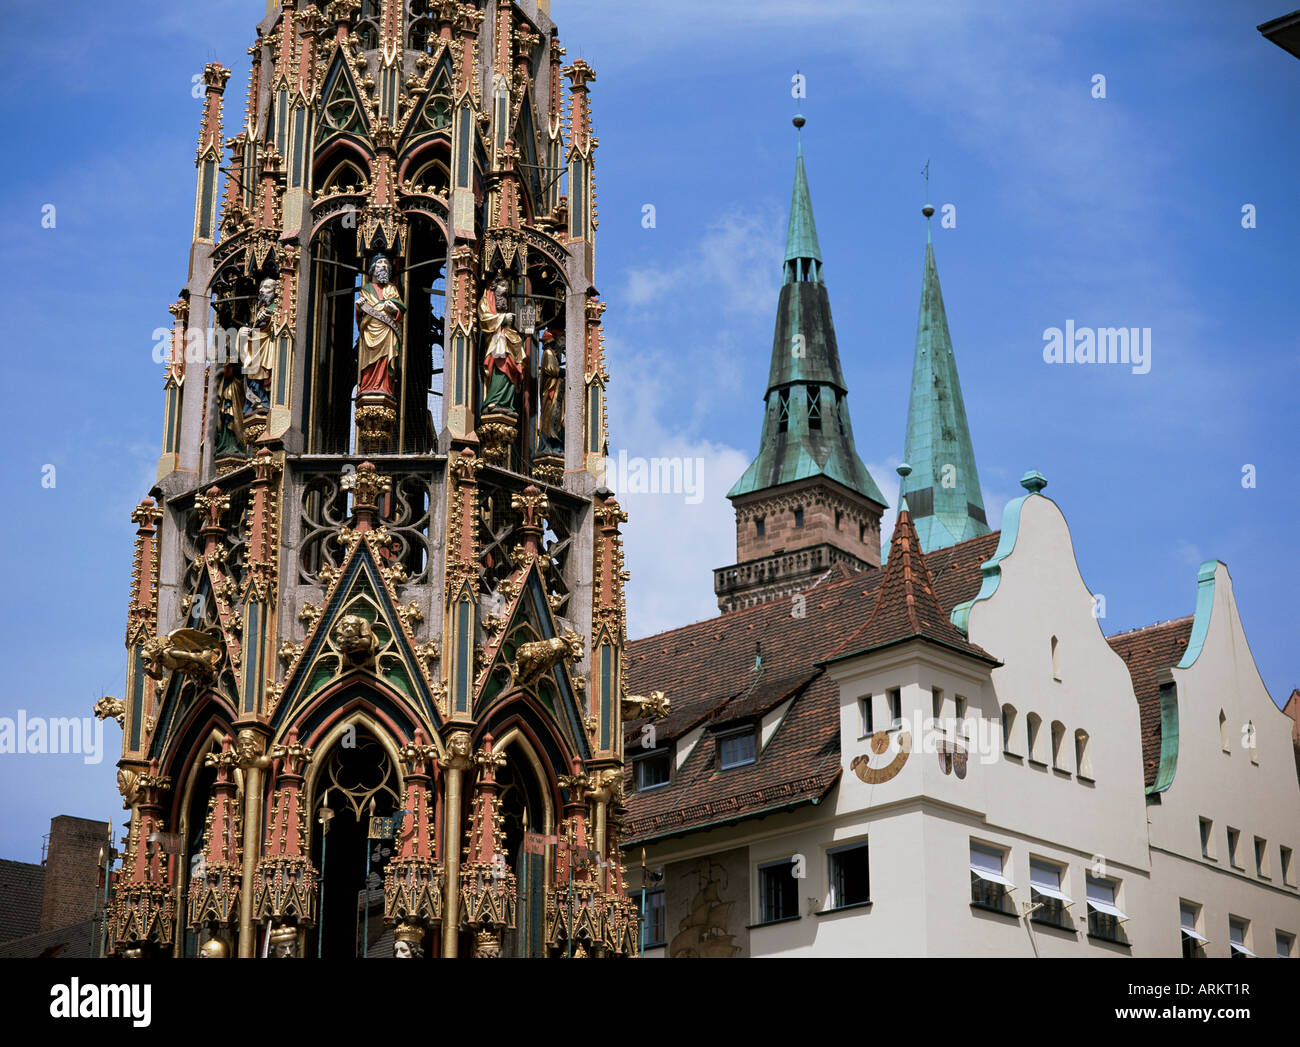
top-left (899, 200), bottom-right (990, 551)
top-left (102, 0), bottom-right (647, 960)
top-left (715, 117), bottom-right (887, 614)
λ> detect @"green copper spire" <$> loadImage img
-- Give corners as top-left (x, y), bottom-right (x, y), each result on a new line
top-left (784, 115), bottom-right (823, 275)
top-left (900, 202), bottom-right (990, 551)
top-left (729, 118), bottom-right (885, 507)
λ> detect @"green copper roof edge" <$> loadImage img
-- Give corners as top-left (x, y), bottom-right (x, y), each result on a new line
top-left (1147, 679), bottom-right (1180, 796)
top-left (949, 494), bottom-right (1032, 634)
top-left (1176, 560), bottom-right (1221, 670)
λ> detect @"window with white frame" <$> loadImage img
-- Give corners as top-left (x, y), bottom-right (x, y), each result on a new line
top-left (859, 696), bottom-right (873, 737)
top-left (955, 696), bottom-right (968, 740)
top-left (931, 687), bottom-right (944, 725)
top-left (1282, 846), bottom-right (1294, 886)
top-left (887, 688), bottom-right (903, 729)
top-left (1029, 859), bottom-right (1072, 929)
top-left (633, 750), bottom-right (671, 792)
top-left (1227, 827), bottom-right (1241, 869)
top-left (1255, 837), bottom-right (1269, 878)
top-left (827, 842), bottom-right (870, 910)
top-left (1199, 817), bottom-right (1214, 859)
top-left (719, 728), bottom-right (757, 770)
top-left (1228, 917), bottom-right (1254, 959)
top-left (758, 858), bottom-right (799, 923)
top-left (970, 843), bottom-right (1015, 914)
top-left (1085, 875), bottom-right (1128, 944)
top-left (1180, 902), bottom-right (1207, 958)
top-left (1277, 931), bottom-right (1296, 959)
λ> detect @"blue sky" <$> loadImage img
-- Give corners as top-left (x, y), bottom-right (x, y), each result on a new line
top-left (0, 0), bottom-right (1296, 861)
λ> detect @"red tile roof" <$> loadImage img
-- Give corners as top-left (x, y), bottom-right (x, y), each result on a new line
top-left (1107, 618), bottom-right (1193, 789)
top-left (623, 531), bottom-right (1002, 844)
top-left (826, 507), bottom-right (998, 666)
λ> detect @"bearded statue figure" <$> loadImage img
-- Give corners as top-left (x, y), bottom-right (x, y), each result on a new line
top-left (356, 255), bottom-right (404, 397)
top-left (240, 278), bottom-right (279, 411)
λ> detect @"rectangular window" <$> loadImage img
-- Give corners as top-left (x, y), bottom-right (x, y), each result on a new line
top-left (859, 696), bottom-right (873, 737)
top-left (755, 516), bottom-right (765, 538)
top-left (931, 687), bottom-right (944, 724)
top-left (955, 696), bottom-right (968, 739)
top-left (1277, 931), bottom-right (1295, 959)
top-left (827, 843), bottom-right (870, 910)
top-left (807, 385), bottom-right (822, 430)
top-left (1282, 846), bottom-right (1294, 886)
top-left (719, 729), bottom-right (756, 770)
top-left (1086, 875), bottom-right (1127, 943)
top-left (1029, 859), bottom-right (1072, 929)
top-left (1227, 827), bottom-right (1241, 868)
top-left (970, 843), bottom-right (1014, 914)
top-left (793, 507), bottom-right (805, 528)
top-left (777, 388), bottom-right (790, 433)
top-left (1180, 902), bottom-right (1206, 958)
top-left (758, 859), bottom-right (799, 923)
top-left (637, 888), bottom-right (666, 948)
top-left (888, 689), bottom-right (902, 729)
top-left (634, 751), bottom-right (671, 791)
top-left (1255, 837), bottom-right (1269, 878)
top-left (1199, 818), bottom-right (1214, 859)
top-left (1229, 917), bottom-right (1254, 959)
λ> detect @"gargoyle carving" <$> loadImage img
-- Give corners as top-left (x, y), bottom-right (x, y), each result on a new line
top-left (141, 629), bottom-right (222, 681)
top-left (93, 696), bottom-right (126, 727)
top-left (622, 691), bottom-right (670, 721)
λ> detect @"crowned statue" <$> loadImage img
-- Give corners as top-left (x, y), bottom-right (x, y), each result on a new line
top-left (479, 275), bottom-right (525, 415)
top-left (356, 255), bottom-right (404, 398)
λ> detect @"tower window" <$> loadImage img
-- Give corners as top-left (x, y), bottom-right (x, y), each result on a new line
top-left (777, 389), bottom-right (790, 434)
top-left (794, 507), bottom-right (805, 528)
top-left (808, 385), bottom-right (822, 430)
top-left (755, 516), bottom-right (766, 538)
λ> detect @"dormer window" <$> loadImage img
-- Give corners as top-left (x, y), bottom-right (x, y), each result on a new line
top-left (634, 750), bottom-right (671, 792)
top-left (719, 727), bottom-right (757, 770)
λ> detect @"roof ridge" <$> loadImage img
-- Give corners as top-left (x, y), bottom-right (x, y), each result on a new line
top-left (1106, 616), bottom-right (1195, 641)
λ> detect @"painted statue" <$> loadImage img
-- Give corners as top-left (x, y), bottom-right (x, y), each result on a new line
top-left (214, 363), bottom-right (246, 457)
top-left (356, 255), bottom-right (404, 397)
top-left (479, 276), bottom-right (525, 413)
top-left (240, 278), bottom-right (279, 410)
top-left (537, 329), bottom-right (565, 453)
